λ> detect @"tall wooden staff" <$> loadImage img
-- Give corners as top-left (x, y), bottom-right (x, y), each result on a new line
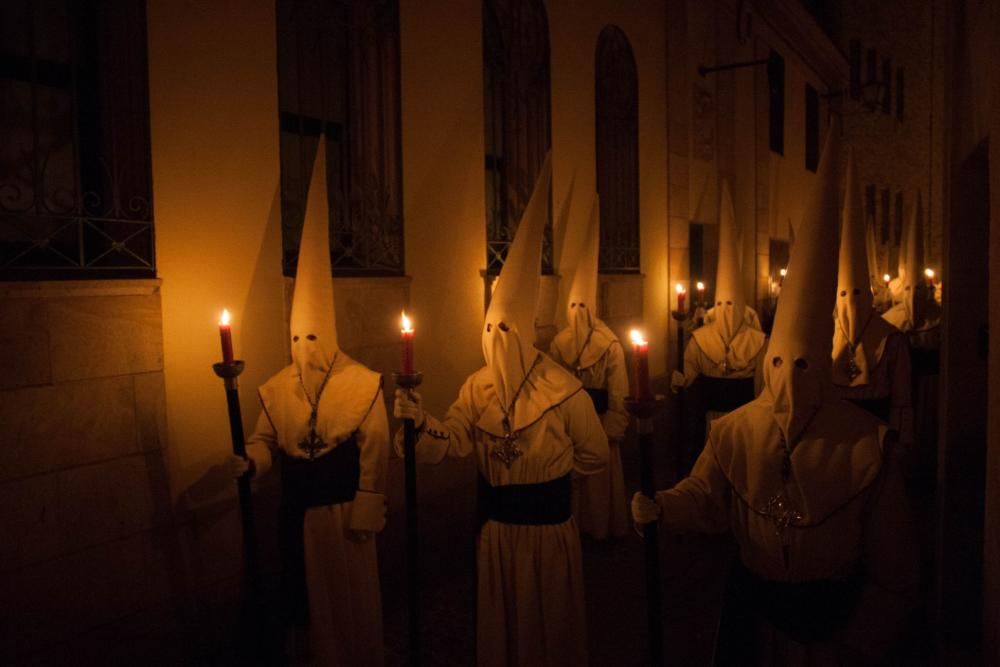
top-left (672, 295), bottom-right (689, 478)
top-left (394, 311), bottom-right (422, 666)
top-left (213, 310), bottom-right (260, 594)
top-left (626, 330), bottom-right (663, 666)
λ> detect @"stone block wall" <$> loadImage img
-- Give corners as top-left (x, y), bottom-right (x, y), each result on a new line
top-left (0, 280), bottom-right (180, 662)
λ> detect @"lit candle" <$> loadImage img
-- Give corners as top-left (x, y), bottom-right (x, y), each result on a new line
top-left (675, 283), bottom-right (687, 312)
top-left (924, 268), bottom-right (935, 289)
top-left (696, 281), bottom-right (706, 306)
top-left (883, 273), bottom-right (891, 288)
top-left (400, 311), bottom-right (415, 374)
top-left (629, 329), bottom-right (651, 400)
top-left (218, 309), bottom-right (234, 365)
top-left (778, 267), bottom-right (787, 287)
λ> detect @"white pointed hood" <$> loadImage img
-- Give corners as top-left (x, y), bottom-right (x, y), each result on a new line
top-left (832, 149), bottom-right (880, 385)
top-left (713, 178), bottom-right (748, 340)
top-left (693, 179), bottom-right (764, 373)
top-left (290, 142), bottom-right (339, 398)
top-left (551, 194), bottom-right (618, 370)
top-left (482, 154), bottom-right (577, 428)
top-left (764, 122), bottom-right (841, 444)
top-left (884, 192), bottom-right (935, 332)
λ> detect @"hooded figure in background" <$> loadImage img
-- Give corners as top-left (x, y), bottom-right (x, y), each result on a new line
top-left (831, 149), bottom-right (913, 459)
top-left (883, 192), bottom-right (941, 345)
top-left (393, 154), bottom-right (608, 667)
top-left (883, 193), bottom-right (942, 493)
top-left (672, 179), bottom-right (767, 469)
top-left (549, 195), bottom-right (630, 540)
top-left (633, 124), bottom-right (917, 665)
top-left (226, 141), bottom-right (389, 666)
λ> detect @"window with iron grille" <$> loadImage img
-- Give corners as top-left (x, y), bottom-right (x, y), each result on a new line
top-left (1, 0), bottom-right (154, 280)
top-left (277, 0), bottom-right (403, 277)
top-left (483, 0), bottom-right (553, 276)
top-left (595, 25), bottom-right (639, 273)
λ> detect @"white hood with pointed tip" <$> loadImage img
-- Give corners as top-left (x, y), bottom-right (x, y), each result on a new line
top-left (483, 154), bottom-right (551, 413)
top-left (764, 122), bottom-right (841, 443)
top-left (290, 141), bottom-right (339, 397)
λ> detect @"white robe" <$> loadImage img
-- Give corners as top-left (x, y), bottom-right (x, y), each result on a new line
top-left (831, 317), bottom-right (914, 461)
top-left (399, 357), bottom-right (608, 666)
top-left (657, 397), bottom-right (918, 665)
top-left (247, 355), bottom-right (389, 667)
top-left (550, 323), bottom-right (630, 540)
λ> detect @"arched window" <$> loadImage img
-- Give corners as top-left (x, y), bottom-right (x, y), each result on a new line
top-left (483, 0), bottom-right (552, 275)
top-left (277, 0), bottom-right (404, 277)
top-left (594, 26), bottom-right (639, 273)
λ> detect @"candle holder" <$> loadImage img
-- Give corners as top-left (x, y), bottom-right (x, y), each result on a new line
top-left (392, 371), bottom-right (423, 666)
top-left (212, 360), bottom-right (261, 621)
top-left (625, 395), bottom-right (665, 666)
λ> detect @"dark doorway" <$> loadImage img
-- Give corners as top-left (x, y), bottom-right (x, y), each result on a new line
top-left (937, 140), bottom-right (989, 650)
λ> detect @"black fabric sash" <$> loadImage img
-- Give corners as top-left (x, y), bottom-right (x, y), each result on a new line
top-left (910, 347), bottom-right (939, 376)
top-left (279, 438), bottom-right (360, 627)
top-left (477, 473), bottom-right (572, 526)
top-left (584, 387), bottom-right (609, 415)
top-left (848, 397), bottom-right (891, 422)
top-left (716, 561), bottom-right (865, 660)
top-left (700, 376), bottom-right (755, 413)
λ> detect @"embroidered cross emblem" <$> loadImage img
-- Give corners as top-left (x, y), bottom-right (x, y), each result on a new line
top-left (491, 418), bottom-right (523, 468)
top-left (847, 354), bottom-right (861, 380)
top-left (764, 494), bottom-right (803, 536)
top-left (297, 428), bottom-right (325, 459)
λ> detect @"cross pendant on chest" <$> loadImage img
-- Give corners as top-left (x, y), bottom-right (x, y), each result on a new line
top-left (491, 418), bottom-right (523, 468)
top-left (297, 428), bottom-right (325, 459)
top-left (847, 349), bottom-right (861, 380)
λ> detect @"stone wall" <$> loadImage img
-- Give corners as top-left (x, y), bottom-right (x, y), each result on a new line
top-left (0, 280), bottom-right (182, 662)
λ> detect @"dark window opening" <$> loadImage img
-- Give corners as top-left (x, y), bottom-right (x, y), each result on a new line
top-left (896, 68), bottom-right (905, 120)
top-left (277, 0), bottom-right (404, 278)
top-left (805, 84), bottom-right (819, 173)
top-left (849, 39), bottom-right (861, 100)
top-left (768, 51), bottom-right (785, 156)
top-left (0, 0), bottom-right (154, 280)
top-left (483, 0), bottom-right (553, 276)
top-left (881, 58), bottom-right (892, 115)
top-left (595, 26), bottom-right (639, 273)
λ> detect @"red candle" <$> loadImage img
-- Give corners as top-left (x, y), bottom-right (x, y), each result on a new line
top-left (629, 329), bottom-right (651, 400)
top-left (219, 309), bottom-right (234, 365)
top-left (923, 268), bottom-right (935, 289)
top-left (883, 273), bottom-right (891, 288)
top-left (675, 283), bottom-right (686, 312)
top-left (696, 281), bottom-right (705, 307)
top-left (401, 311), bottom-right (414, 374)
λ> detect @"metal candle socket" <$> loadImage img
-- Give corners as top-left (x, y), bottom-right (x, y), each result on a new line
top-left (392, 371), bottom-right (423, 666)
top-left (625, 395), bottom-right (664, 666)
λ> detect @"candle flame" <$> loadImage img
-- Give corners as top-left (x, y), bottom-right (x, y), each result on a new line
top-left (696, 281), bottom-right (705, 291)
top-left (400, 310), bottom-right (414, 333)
top-left (629, 329), bottom-right (647, 346)
top-left (779, 268), bottom-right (787, 277)
top-left (883, 273), bottom-right (891, 283)
top-left (219, 309), bottom-right (231, 326)
top-left (674, 282), bottom-right (685, 294)
top-left (924, 268), bottom-right (935, 279)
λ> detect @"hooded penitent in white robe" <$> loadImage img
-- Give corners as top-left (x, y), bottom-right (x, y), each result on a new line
top-left (398, 155), bottom-right (608, 666)
top-left (650, 126), bottom-right (917, 665)
top-left (246, 143), bottom-right (388, 666)
top-left (831, 150), bottom-right (913, 457)
top-left (550, 196), bottom-right (630, 540)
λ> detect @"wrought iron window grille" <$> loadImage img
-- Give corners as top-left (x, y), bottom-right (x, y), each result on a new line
top-left (483, 0), bottom-right (554, 277)
top-left (1, 0), bottom-right (155, 280)
top-left (277, 0), bottom-right (404, 278)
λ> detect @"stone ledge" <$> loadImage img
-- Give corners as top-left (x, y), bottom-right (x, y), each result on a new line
top-left (0, 279), bottom-right (162, 299)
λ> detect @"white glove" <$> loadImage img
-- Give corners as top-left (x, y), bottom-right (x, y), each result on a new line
top-left (670, 370), bottom-right (686, 394)
top-left (631, 491), bottom-right (661, 525)
top-left (393, 388), bottom-right (425, 428)
top-left (224, 454), bottom-right (250, 479)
